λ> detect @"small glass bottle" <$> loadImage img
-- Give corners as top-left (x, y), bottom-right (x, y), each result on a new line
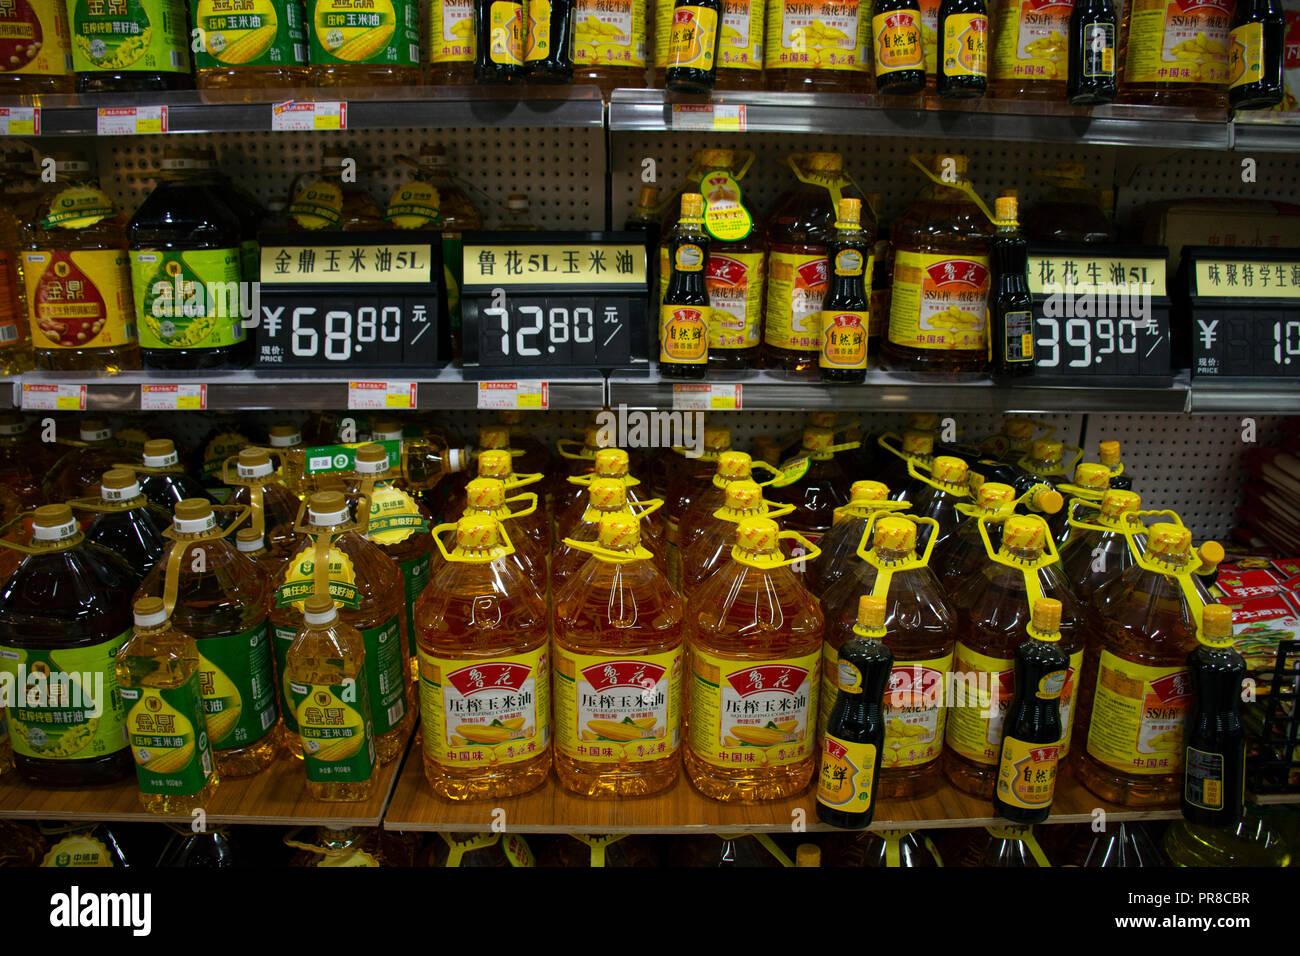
top-left (1228, 0), bottom-right (1286, 110)
top-left (936, 0), bottom-right (988, 98)
top-left (873, 0), bottom-right (927, 93)
top-left (474, 0), bottom-right (526, 82)
top-left (659, 192), bottom-right (711, 380)
top-left (818, 198), bottom-right (872, 385)
top-left (988, 195), bottom-right (1034, 380)
top-left (1067, 0), bottom-right (1118, 104)
top-left (525, 0), bottom-right (575, 81)
top-left (666, 0), bottom-right (723, 92)
top-left (1181, 604), bottom-right (1246, 828)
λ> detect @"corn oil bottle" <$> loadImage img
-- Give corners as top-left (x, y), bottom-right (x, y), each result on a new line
top-left (271, 491), bottom-right (412, 763)
top-left (681, 479), bottom-right (793, 596)
top-left (306, 0), bottom-right (420, 85)
top-left (474, 448), bottom-right (549, 551)
top-left (1058, 489), bottom-right (1144, 602)
top-left (903, 454), bottom-right (972, 553)
top-left (116, 597), bottom-right (219, 814)
top-left (763, 0), bottom-right (872, 90)
top-left (558, 447), bottom-right (666, 552)
top-left (0, 0), bottom-right (73, 94)
top-left (989, 0), bottom-right (1070, 98)
top-left (1119, 0), bottom-right (1231, 107)
top-left (765, 426), bottom-right (858, 544)
top-left (664, 423), bottom-right (733, 574)
top-left (570, 0), bottom-right (646, 91)
top-left (223, 447), bottom-right (302, 562)
top-left (416, 514), bottom-right (551, 800)
top-left (553, 512), bottom-right (684, 797)
top-left (1044, 460), bottom-right (1113, 548)
top-left (286, 594), bottom-right (376, 802)
top-left (552, 480), bottom-right (647, 592)
top-left (288, 147), bottom-right (385, 232)
top-left (821, 514), bottom-right (956, 796)
top-left (0, 503), bottom-right (135, 786)
top-left (135, 439), bottom-right (213, 513)
top-left (817, 596), bottom-right (892, 829)
top-left (684, 517), bottom-right (824, 801)
top-left (712, 0), bottom-right (764, 88)
top-left (68, 0), bottom-right (192, 93)
top-left (804, 480), bottom-right (900, 597)
top-left (935, 481), bottom-right (1061, 594)
top-left (75, 468), bottom-right (167, 584)
top-left (460, 476), bottom-right (548, 590)
top-left (1182, 603), bottom-right (1246, 828)
top-left (677, 449), bottom-right (779, 559)
top-left (192, 0), bottom-right (310, 90)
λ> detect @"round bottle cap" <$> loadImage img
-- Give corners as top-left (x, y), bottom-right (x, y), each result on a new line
top-left (637, 185), bottom-right (660, 207)
top-left (1031, 439), bottom-right (1063, 463)
top-left (696, 148), bottom-right (735, 168)
top-left (1005, 418), bottom-right (1034, 440)
top-left (173, 498), bottom-right (216, 533)
top-left (1202, 604), bottom-right (1234, 641)
top-left (466, 477), bottom-right (507, 510)
top-left (1098, 441), bottom-right (1122, 467)
top-left (598, 513), bottom-right (641, 550)
top-left (370, 421), bottom-right (403, 442)
top-left (456, 514), bottom-right (501, 549)
top-left (594, 448), bottom-right (629, 476)
top-left (1148, 523), bottom-right (1191, 557)
top-left (141, 439), bottom-right (179, 468)
top-left (735, 517), bottom-right (779, 552)
top-left (235, 527), bottom-right (264, 553)
top-left (80, 419), bottom-right (111, 443)
top-left (308, 491), bottom-right (350, 525)
top-left (1073, 463), bottom-right (1112, 490)
top-left (32, 503), bottom-right (78, 541)
top-left (806, 153), bottom-right (842, 172)
top-left (1100, 489), bottom-right (1142, 518)
top-left (1034, 488), bottom-right (1065, 514)
top-left (478, 426), bottom-right (511, 450)
top-left (874, 515), bottom-right (916, 552)
top-left (477, 450), bottom-right (513, 478)
top-left (303, 593), bottom-right (338, 625)
top-left (237, 447), bottom-right (275, 479)
top-left (589, 477), bottom-right (627, 510)
top-left (268, 424), bottom-right (302, 447)
top-left (857, 595), bottom-right (887, 629)
top-left (850, 480), bottom-right (890, 501)
top-left (810, 411), bottom-right (837, 429)
top-left (703, 425), bottom-right (732, 452)
top-left (902, 430), bottom-right (933, 455)
top-left (932, 456), bottom-right (968, 485)
top-left (907, 412), bottom-right (938, 432)
top-left (802, 427), bottom-right (833, 453)
top-left (976, 482), bottom-right (1016, 508)
top-left (724, 480), bottom-right (762, 510)
top-left (1002, 515), bottom-right (1046, 552)
top-left (837, 197), bottom-right (861, 224)
top-left (1031, 598), bottom-right (1062, 633)
top-left (101, 468), bottom-right (141, 501)
top-left (679, 192), bottom-right (704, 218)
top-left (995, 195), bottom-right (1018, 222)
top-left (354, 443), bottom-right (390, 475)
top-left (133, 597), bottom-right (168, 628)
top-left (717, 451), bottom-right (752, 479)
top-left (795, 844), bottom-right (821, 867)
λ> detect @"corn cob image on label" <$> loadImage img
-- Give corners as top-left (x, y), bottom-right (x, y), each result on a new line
top-left (991, 0), bottom-right (1069, 82)
top-left (131, 248), bottom-right (246, 351)
top-left (943, 643), bottom-right (1014, 766)
top-left (69, 0), bottom-right (189, 73)
top-left (572, 0), bottom-right (645, 68)
top-left (888, 250), bottom-right (990, 352)
top-left (553, 646), bottom-right (683, 763)
top-left (307, 0), bottom-right (419, 66)
top-left (194, 0), bottom-right (308, 69)
top-left (689, 648), bottom-right (819, 768)
top-left (1086, 650), bottom-right (1192, 774)
top-left (764, 0), bottom-right (871, 72)
top-left (23, 249), bottom-right (137, 350)
top-left (1124, 0), bottom-right (1230, 85)
top-left (121, 676), bottom-right (215, 796)
top-left (291, 675), bottom-right (376, 783)
top-left (0, 634), bottom-right (130, 761)
top-left (196, 623), bottom-right (278, 749)
top-left (418, 646), bottom-right (550, 768)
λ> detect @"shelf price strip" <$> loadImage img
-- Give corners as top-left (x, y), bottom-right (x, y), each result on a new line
top-left (671, 104), bottom-right (747, 132)
top-left (0, 107), bottom-right (38, 136)
top-left (271, 101), bottom-right (347, 131)
top-left (140, 383), bottom-right (207, 411)
top-left (476, 381), bottom-right (549, 410)
top-left (672, 383), bottom-right (742, 410)
top-left (20, 383), bottom-right (86, 411)
top-left (348, 381), bottom-right (418, 410)
top-left (96, 106), bottom-right (168, 136)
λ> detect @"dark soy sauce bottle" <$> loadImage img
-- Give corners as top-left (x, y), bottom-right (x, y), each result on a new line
top-left (1067, 0), bottom-right (1118, 105)
top-left (1181, 604), bottom-right (1247, 828)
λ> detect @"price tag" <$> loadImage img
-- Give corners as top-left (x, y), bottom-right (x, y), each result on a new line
top-left (140, 383), bottom-right (207, 411)
top-left (672, 383), bottom-right (742, 410)
top-left (271, 101), bottom-right (348, 131)
top-left (671, 104), bottom-right (746, 131)
top-left (96, 106), bottom-right (167, 136)
top-left (348, 381), bottom-right (418, 410)
top-left (1185, 246), bottom-right (1300, 377)
top-left (477, 381), bottom-right (549, 410)
top-left (21, 383), bottom-right (86, 411)
top-left (0, 107), bottom-right (39, 136)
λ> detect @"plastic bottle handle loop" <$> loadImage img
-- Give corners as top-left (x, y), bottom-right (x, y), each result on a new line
top-left (712, 459), bottom-right (783, 490)
top-left (833, 498), bottom-right (911, 522)
top-left (569, 471), bottom-right (642, 489)
top-left (711, 499), bottom-right (797, 523)
top-left (561, 535), bottom-right (656, 564)
top-left (503, 491), bottom-right (539, 521)
top-left (222, 449), bottom-right (288, 540)
top-left (855, 513), bottom-right (940, 601)
top-left (786, 153), bottom-right (860, 213)
top-left (160, 504), bottom-right (252, 618)
top-left (432, 520), bottom-right (518, 564)
top-left (489, 468), bottom-right (543, 491)
top-left (906, 458), bottom-right (971, 498)
top-left (1056, 480), bottom-right (1107, 503)
top-left (67, 490), bottom-right (149, 515)
top-left (976, 513), bottom-right (1059, 610)
top-left (908, 154), bottom-right (1007, 228)
top-left (557, 438), bottom-right (603, 461)
top-left (731, 529), bottom-right (822, 569)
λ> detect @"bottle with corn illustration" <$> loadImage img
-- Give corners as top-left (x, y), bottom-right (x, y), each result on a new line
top-left (1119, 0), bottom-right (1231, 107)
top-left (223, 447), bottom-right (303, 562)
top-left (804, 481), bottom-right (902, 597)
top-left (765, 426), bottom-right (860, 544)
top-left (458, 477), bottom-right (548, 591)
top-left (415, 514), bottom-right (550, 801)
top-left (552, 478), bottom-right (665, 593)
top-left (681, 480), bottom-right (794, 597)
top-left (558, 447), bottom-right (667, 552)
top-left (684, 517), bottom-right (824, 802)
top-left (820, 513), bottom-right (956, 797)
top-left (934, 481), bottom-right (1061, 595)
top-left (554, 425), bottom-right (620, 507)
top-left (553, 512), bottom-right (684, 797)
top-left (75, 468), bottom-right (168, 586)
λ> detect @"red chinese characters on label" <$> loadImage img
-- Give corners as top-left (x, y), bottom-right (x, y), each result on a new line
top-left (660, 304), bottom-right (710, 364)
top-left (706, 252), bottom-right (763, 350)
top-left (888, 250), bottom-right (990, 352)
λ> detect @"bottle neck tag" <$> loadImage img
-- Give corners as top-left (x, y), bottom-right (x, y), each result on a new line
top-left (855, 513), bottom-right (940, 601)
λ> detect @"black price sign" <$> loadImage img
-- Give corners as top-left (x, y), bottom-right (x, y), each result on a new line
top-left (1185, 246), bottom-right (1300, 378)
top-left (254, 231), bottom-right (442, 369)
top-left (460, 231), bottom-right (649, 372)
top-left (1026, 244), bottom-right (1172, 382)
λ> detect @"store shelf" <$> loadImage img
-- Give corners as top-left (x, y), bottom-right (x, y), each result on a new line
top-left (0, 87), bottom-right (606, 137)
top-left (1188, 378), bottom-right (1300, 413)
top-left (1230, 115), bottom-right (1300, 152)
top-left (609, 90), bottom-right (1232, 150)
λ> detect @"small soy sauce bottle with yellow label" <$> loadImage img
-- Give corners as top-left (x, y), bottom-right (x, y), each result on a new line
top-left (659, 193), bottom-right (711, 380)
top-left (817, 596), bottom-right (893, 829)
top-left (1182, 604), bottom-right (1246, 828)
top-left (936, 0), bottom-right (988, 98)
top-left (665, 0), bottom-right (723, 93)
top-left (819, 198), bottom-right (872, 385)
top-left (992, 597), bottom-right (1067, 824)
top-left (475, 0), bottom-right (527, 83)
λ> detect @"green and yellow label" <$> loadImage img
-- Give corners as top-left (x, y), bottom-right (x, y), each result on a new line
top-left (196, 622), bottom-right (278, 749)
top-left (131, 248), bottom-right (246, 351)
top-left (277, 545), bottom-right (361, 608)
top-left (194, 0), bottom-right (308, 69)
top-left (366, 484), bottom-right (427, 545)
top-left (308, 0), bottom-right (419, 65)
top-left (291, 676), bottom-right (376, 782)
top-left (121, 677), bottom-right (215, 795)
top-left (385, 180), bottom-right (442, 229)
top-left (69, 0), bottom-right (189, 74)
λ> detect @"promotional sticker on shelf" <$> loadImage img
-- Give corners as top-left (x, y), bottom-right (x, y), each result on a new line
top-left (20, 383), bottom-right (86, 411)
top-left (477, 381), bottom-right (549, 410)
top-left (348, 381), bottom-right (418, 410)
top-left (0, 107), bottom-right (39, 136)
top-left (672, 383), bottom-right (742, 410)
top-left (271, 100), bottom-right (348, 131)
top-left (96, 106), bottom-right (168, 136)
top-left (140, 384), bottom-right (208, 411)
top-left (671, 103), bottom-right (747, 131)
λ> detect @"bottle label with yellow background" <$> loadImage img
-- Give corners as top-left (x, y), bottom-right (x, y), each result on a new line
top-left (131, 248), bottom-right (246, 351)
top-left (888, 250), bottom-right (990, 351)
top-left (1058, 647), bottom-right (1082, 758)
top-left (525, 0), bottom-right (553, 62)
top-left (291, 674), bottom-right (376, 783)
top-left (308, 0), bottom-right (419, 65)
top-left (0, 0), bottom-right (72, 76)
top-left (718, 0), bottom-right (763, 70)
top-left (386, 180), bottom-right (442, 229)
top-left (943, 644), bottom-right (1014, 766)
top-left (366, 483), bottom-right (428, 545)
top-left (196, 622), bottom-right (279, 750)
top-left (667, 5), bottom-right (718, 70)
top-left (707, 252), bottom-right (764, 350)
top-left (873, 9), bottom-right (925, 75)
top-left (817, 735), bottom-right (876, 811)
top-left (688, 647), bottom-right (820, 769)
top-left (277, 545), bottom-right (361, 608)
top-left (941, 12), bottom-right (988, 77)
top-left (69, 0), bottom-right (189, 74)
top-left (1228, 21), bottom-right (1263, 90)
top-left (1085, 650), bottom-right (1191, 775)
top-left (819, 311), bottom-right (869, 369)
top-left (764, 0), bottom-right (871, 72)
top-left (991, 0), bottom-right (1069, 82)
top-left (920, 0), bottom-right (940, 73)
top-left (428, 0), bottom-right (475, 63)
top-left (1123, 0), bottom-right (1229, 86)
top-left (121, 677), bottom-right (215, 796)
top-left (660, 305), bottom-right (709, 364)
top-left (289, 180), bottom-right (344, 231)
top-left (487, 0), bottom-right (524, 65)
top-left (553, 646), bottom-right (683, 763)
top-left (419, 646), bottom-right (550, 768)
top-left (194, 0), bottom-right (308, 70)
top-left (23, 249), bottom-right (136, 351)
top-left (995, 737), bottom-right (1059, 809)
top-left (573, 0), bottom-right (646, 68)
top-left (765, 250), bottom-right (828, 352)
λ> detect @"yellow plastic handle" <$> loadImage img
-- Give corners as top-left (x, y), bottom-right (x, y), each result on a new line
top-left (628, 497), bottom-right (665, 520)
top-left (504, 491), bottom-right (538, 521)
top-left (750, 459), bottom-right (783, 487)
top-left (555, 438), bottom-right (589, 461)
top-left (432, 520), bottom-right (518, 564)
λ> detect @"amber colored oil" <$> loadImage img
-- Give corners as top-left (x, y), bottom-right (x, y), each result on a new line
top-left (552, 480), bottom-right (667, 592)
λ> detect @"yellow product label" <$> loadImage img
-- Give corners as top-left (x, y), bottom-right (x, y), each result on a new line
top-left (718, 0), bottom-right (763, 70)
top-left (22, 249), bottom-right (136, 351)
top-left (429, 0), bottom-right (475, 62)
top-left (553, 645), bottom-right (683, 763)
top-left (418, 646), bottom-right (550, 768)
top-left (1123, 0), bottom-right (1230, 86)
top-left (941, 12), bottom-right (988, 76)
top-left (1085, 649), bottom-right (1192, 775)
top-left (40, 835), bottom-right (113, 868)
top-left (995, 736), bottom-right (1060, 809)
top-left (366, 483), bottom-right (427, 545)
top-left (526, 0), bottom-right (553, 61)
top-left (764, 0), bottom-right (871, 72)
top-left (488, 0), bottom-right (524, 64)
top-left (888, 249), bottom-right (990, 351)
top-left (654, 0), bottom-right (672, 67)
top-left (1228, 21), bottom-right (1262, 89)
top-left (817, 734), bottom-right (876, 810)
top-left (764, 250), bottom-right (827, 352)
top-left (386, 181), bottom-right (441, 230)
top-left (310, 0), bottom-right (416, 64)
top-left (943, 643), bottom-right (1014, 766)
top-left (41, 186), bottom-right (114, 230)
top-left (0, 0), bottom-right (71, 76)
top-left (991, 0), bottom-right (1070, 82)
top-left (660, 304), bottom-right (710, 364)
top-left (688, 645), bottom-right (820, 768)
top-left (706, 251), bottom-right (764, 350)
top-left (573, 0), bottom-right (646, 68)
top-left (1059, 647), bottom-right (1083, 758)
top-left (876, 652), bottom-right (953, 769)
top-left (873, 9), bottom-right (924, 74)
top-left (819, 310), bottom-right (869, 369)
top-left (276, 545), bottom-right (360, 609)
top-left (289, 181), bottom-right (343, 231)
top-left (920, 0), bottom-right (939, 72)
top-left (668, 5), bottom-right (718, 70)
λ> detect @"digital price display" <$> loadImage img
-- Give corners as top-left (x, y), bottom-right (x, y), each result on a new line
top-left (254, 231), bottom-right (442, 369)
top-left (460, 231), bottom-right (649, 373)
top-left (1183, 246), bottom-right (1300, 379)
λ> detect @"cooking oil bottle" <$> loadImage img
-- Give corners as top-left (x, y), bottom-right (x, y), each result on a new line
top-left (571, 0), bottom-right (646, 91)
top-left (0, 503), bottom-right (135, 786)
top-left (804, 480), bottom-right (902, 597)
top-left (0, 0), bottom-right (73, 94)
top-left (1048, 460), bottom-right (1113, 546)
top-left (989, 0), bottom-right (1070, 99)
top-left (234, 528), bottom-right (281, 578)
top-left (0, 156), bottom-right (35, 376)
top-left (552, 478), bottom-right (664, 592)
top-left (1059, 489), bottom-right (1144, 601)
top-left (69, 0), bottom-right (192, 93)
top-left (877, 429), bottom-right (935, 500)
top-left (959, 824), bottom-right (1052, 866)
top-left (677, 450), bottom-right (779, 559)
top-left (1119, 0), bottom-right (1231, 107)
top-left (826, 829), bottom-right (943, 866)
top-left (271, 491), bottom-right (413, 763)
top-left (1182, 603), bottom-right (1246, 828)
top-left (136, 499), bottom-right (278, 777)
top-left (1163, 813), bottom-right (1292, 867)
top-left (820, 514), bottom-right (956, 797)
top-left (134, 439), bottom-right (213, 513)
top-left (306, 0), bottom-right (421, 86)
top-left (684, 516), bottom-right (824, 801)
top-left (266, 424), bottom-right (308, 497)
top-left (427, 0), bottom-right (477, 83)
top-left (288, 148), bottom-right (384, 232)
top-left (74, 468), bottom-right (167, 584)
top-left (1099, 440), bottom-right (1131, 490)
top-left (663, 423), bottom-right (733, 571)
top-left (1073, 522), bottom-right (1225, 807)
top-left (763, 0), bottom-right (872, 90)
top-left (223, 447), bottom-right (302, 562)
top-left (553, 512), bottom-right (684, 797)
top-left (713, 0), bottom-right (764, 88)
top-left (934, 481), bottom-right (1061, 594)
top-left (46, 419), bottom-right (122, 501)
top-left (681, 479), bottom-right (794, 596)
top-left (416, 514), bottom-right (551, 800)
top-left (19, 152), bottom-right (140, 372)
top-left (765, 426), bottom-right (858, 543)
top-left (881, 154), bottom-right (994, 381)
top-left (116, 597), bottom-right (219, 814)
top-left (1022, 163), bottom-right (1117, 244)
top-left (0, 415), bottom-right (48, 521)
top-left (285, 594), bottom-right (376, 802)
top-left (193, 0), bottom-right (310, 91)
top-left (459, 477), bottom-right (548, 589)
top-left (558, 448), bottom-right (666, 552)
top-left (474, 449), bottom-right (549, 551)
top-left (1015, 437), bottom-right (1082, 490)
top-left (904, 455), bottom-right (971, 552)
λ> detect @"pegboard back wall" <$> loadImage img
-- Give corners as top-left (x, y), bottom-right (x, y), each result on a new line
top-left (1116, 150), bottom-right (1300, 224)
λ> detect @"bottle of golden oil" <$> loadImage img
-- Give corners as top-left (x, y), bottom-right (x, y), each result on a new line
top-left (116, 597), bottom-right (219, 814)
top-left (819, 514), bottom-right (955, 797)
top-left (553, 512), bottom-right (685, 797)
top-left (677, 450), bottom-right (780, 560)
top-left (0, 0), bottom-right (73, 94)
top-left (193, 0), bottom-right (310, 91)
top-left (287, 148), bottom-right (385, 233)
top-left (1048, 460), bottom-right (1114, 547)
top-left (473, 448), bottom-right (550, 553)
top-left (271, 491), bottom-right (413, 764)
top-left (135, 499), bottom-right (279, 777)
top-left (682, 479), bottom-right (794, 596)
top-left (765, 426), bottom-right (860, 544)
top-left (285, 594), bottom-right (376, 802)
top-left (415, 514), bottom-right (551, 800)
top-left (570, 0), bottom-right (647, 92)
top-left (306, 0), bottom-right (420, 86)
top-left (904, 454), bottom-right (972, 553)
top-left (684, 517), bottom-right (824, 801)
top-left (134, 439), bottom-right (213, 513)
top-left (663, 423), bottom-right (733, 579)
top-left (1015, 437), bottom-right (1082, 490)
top-left (234, 527), bottom-right (284, 579)
top-left (988, 0), bottom-right (1071, 98)
top-left (268, 423), bottom-right (308, 497)
top-left (427, 0), bottom-right (477, 83)
top-left (1118, 0), bottom-right (1231, 107)
top-left (933, 481), bottom-right (1061, 594)
top-left (1059, 489), bottom-right (1143, 600)
top-left (1073, 521), bottom-right (1225, 808)
top-left (555, 424), bottom-right (620, 504)
top-left (552, 478), bottom-right (665, 593)
top-left (458, 476), bottom-right (548, 592)
top-left (876, 429), bottom-right (934, 502)
top-left (713, 0), bottom-right (765, 88)
top-left (804, 480), bottom-right (902, 597)
top-left (223, 447), bottom-right (302, 562)
top-left (425, 832), bottom-right (536, 866)
top-left (944, 514), bottom-right (1084, 799)
top-left (558, 448), bottom-right (667, 553)
top-left (763, 0), bottom-right (873, 90)
top-left (957, 824), bottom-right (1052, 866)
top-left (74, 468), bottom-right (168, 585)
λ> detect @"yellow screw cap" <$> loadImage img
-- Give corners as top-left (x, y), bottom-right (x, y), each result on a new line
top-left (837, 197), bottom-right (861, 225)
top-left (810, 411), bottom-right (838, 429)
top-left (717, 451), bottom-right (752, 479)
top-left (594, 448), bottom-right (629, 476)
top-left (478, 426), bottom-right (511, 450)
top-left (1031, 439), bottom-right (1063, 462)
top-left (466, 477), bottom-right (506, 510)
top-left (806, 152), bottom-right (842, 172)
top-left (134, 596), bottom-right (166, 620)
top-left (803, 428), bottom-right (834, 452)
top-left (1005, 418), bottom-right (1034, 440)
top-left (857, 595), bottom-right (887, 629)
top-left (1002, 515), bottom-right (1045, 552)
top-left (874, 515), bottom-right (916, 552)
top-left (1098, 441), bottom-right (1122, 467)
top-left (680, 192), bottom-right (704, 219)
top-left (1199, 540), bottom-right (1226, 569)
top-left (238, 447), bottom-right (273, 469)
top-left (902, 430), bottom-right (934, 455)
top-left (142, 438), bottom-right (176, 458)
top-left (1073, 463), bottom-right (1112, 490)
top-left (589, 477), bottom-right (627, 510)
top-left (724, 480), bottom-right (762, 510)
top-left (703, 425), bottom-right (732, 452)
top-left (101, 468), bottom-right (137, 491)
top-left (598, 512), bottom-right (642, 550)
top-left (1202, 604), bottom-right (1234, 642)
top-left (735, 517), bottom-right (779, 552)
top-left (456, 514), bottom-right (501, 549)
top-left (1034, 488), bottom-right (1064, 515)
top-left (907, 412), bottom-right (938, 432)
top-left (850, 480), bottom-right (890, 501)
top-left (1148, 523), bottom-right (1191, 557)
top-left (478, 449), bottom-right (513, 478)
top-left (976, 482), bottom-right (1016, 508)
top-left (1100, 489), bottom-right (1141, 518)
top-left (933, 456), bottom-right (968, 485)
top-left (1031, 598), bottom-right (1062, 633)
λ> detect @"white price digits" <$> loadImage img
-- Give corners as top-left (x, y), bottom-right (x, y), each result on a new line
top-left (1035, 317), bottom-right (1139, 368)
top-left (485, 304), bottom-right (594, 356)
top-left (289, 306), bottom-right (401, 360)
top-left (1274, 320), bottom-right (1300, 366)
